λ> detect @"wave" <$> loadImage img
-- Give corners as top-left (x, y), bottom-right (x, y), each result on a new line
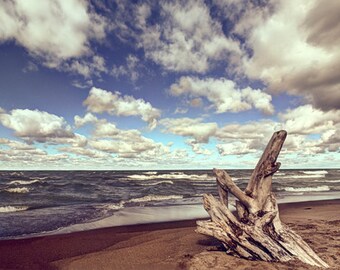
top-left (139, 180), bottom-right (174, 186)
top-left (301, 170), bottom-right (328, 175)
top-left (144, 171), bottom-right (157, 175)
top-left (280, 185), bottom-right (330, 192)
top-left (127, 172), bottom-right (214, 181)
top-left (324, 180), bottom-right (340, 183)
top-left (9, 172), bottom-right (23, 176)
top-left (278, 174), bottom-right (326, 179)
top-left (5, 187), bottom-right (30, 194)
top-left (128, 195), bottom-right (183, 203)
top-left (100, 194), bottom-right (184, 211)
top-left (0, 206), bottom-right (29, 213)
top-left (9, 179), bottom-right (40, 185)
top-left (191, 182), bottom-right (216, 186)
top-left (275, 172), bottom-right (286, 176)
top-left (101, 202), bottom-right (124, 211)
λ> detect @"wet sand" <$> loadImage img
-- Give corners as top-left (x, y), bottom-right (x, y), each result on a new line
top-left (0, 199), bottom-right (339, 270)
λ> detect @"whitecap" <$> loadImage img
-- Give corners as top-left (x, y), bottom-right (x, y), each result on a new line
top-left (279, 174), bottom-right (326, 179)
top-left (5, 187), bottom-right (29, 194)
top-left (101, 202), bottom-right (125, 211)
top-left (0, 206), bottom-right (29, 213)
top-left (9, 179), bottom-right (40, 185)
top-left (280, 185), bottom-right (330, 192)
top-left (139, 180), bottom-right (174, 186)
top-left (144, 171), bottom-right (157, 175)
top-left (301, 170), bottom-right (328, 175)
top-left (127, 172), bottom-right (214, 181)
top-left (128, 194), bottom-right (183, 203)
top-left (275, 172), bottom-right (286, 176)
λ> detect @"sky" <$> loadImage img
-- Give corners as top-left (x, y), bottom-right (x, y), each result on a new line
top-left (0, 0), bottom-right (339, 170)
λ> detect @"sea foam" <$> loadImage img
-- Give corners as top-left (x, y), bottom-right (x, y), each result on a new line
top-left (281, 186), bottom-right (330, 192)
top-left (127, 172), bottom-right (214, 181)
top-left (0, 206), bottom-right (29, 213)
top-left (128, 194), bottom-right (183, 203)
top-left (9, 179), bottom-right (40, 185)
top-left (5, 187), bottom-right (30, 193)
top-left (139, 180), bottom-right (174, 186)
top-left (301, 170), bottom-right (328, 175)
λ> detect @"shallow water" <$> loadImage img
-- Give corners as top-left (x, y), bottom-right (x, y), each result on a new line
top-left (0, 169), bottom-right (339, 238)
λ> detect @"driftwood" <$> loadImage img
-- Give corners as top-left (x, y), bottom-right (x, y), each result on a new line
top-left (196, 130), bottom-right (329, 268)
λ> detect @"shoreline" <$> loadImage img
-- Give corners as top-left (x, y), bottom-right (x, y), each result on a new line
top-left (3, 192), bottom-right (340, 241)
top-left (0, 199), bottom-right (339, 269)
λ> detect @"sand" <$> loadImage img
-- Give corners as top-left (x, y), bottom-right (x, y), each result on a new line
top-left (0, 199), bottom-right (339, 270)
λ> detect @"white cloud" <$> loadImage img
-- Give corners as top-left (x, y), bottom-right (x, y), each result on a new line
top-left (89, 138), bottom-right (155, 158)
top-left (216, 120), bottom-right (279, 140)
top-left (74, 113), bottom-right (170, 158)
top-left (64, 55), bottom-right (108, 78)
top-left (186, 139), bottom-right (212, 155)
top-left (59, 146), bottom-right (108, 159)
top-left (174, 107), bottom-right (188, 114)
top-left (0, 108), bottom-right (73, 142)
top-left (74, 112), bottom-right (98, 128)
top-left (22, 61), bottom-right (38, 73)
top-left (160, 117), bottom-right (218, 143)
top-left (83, 87), bottom-right (161, 129)
top-left (0, 137), bottom-right (70, 165)
top-left (113, 0), bottom-right (241, 73)
top-left (170, 76), bottom-right (274, 114)
top-left (217, 141), bottom-right (257, 156)
top-left (0, 138), bottom-right (35, 150)
top-left (72, 79), bottom-right (93, 89)
top-left (279, 105), bottom-right (340, 135)
top-left (239, 0), bottom-right (340, 110)
top-left (111, 54), bottom-right (141, 82)
top-left (0, 0), bottom-right (107, 71)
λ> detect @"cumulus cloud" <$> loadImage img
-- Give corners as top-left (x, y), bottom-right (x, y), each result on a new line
top-left (186, 139), bottom-right (212, 155)
top-left (0, 0), bottom-right (107, 73)
top-left (111, 55), bottom-right (141, 82)
top-left (217, 141), bottom-right (257, 156)
top-left (74, 113), bottom-right (169, 158)
top-left (160, 117), bottom-right (218, 143)
top-left (279, 105), bottom-right (340, 135)
top-left (0, 137), bottom-right (70, 166)
top-left (83, 87), bottom-right (161, 129)
top-left (59, 146), bottom-right (108, 159)
top-left (0, 108), bottom-right (74, 142)
top-left (216, 120), bottom-right (279, 140)
top-left (113, 0), bottom-right (241, 73)
top-left (170, 76), bottom-right (274, 114)
top-left (238, 0), bottom-right (340, 110)
top-left (64, 55), bottom-right (108, 78)
top-left (0, 138), bottom-right (35, 150)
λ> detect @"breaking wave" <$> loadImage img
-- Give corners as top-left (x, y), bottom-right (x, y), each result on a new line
top-left (5, 187), bottom-right (30, 194)
top-left (275, 172), bottom-right (286, 176)
top-left (279, 174), bottom-right (326, 179)
top-left (0, 206), bottom-right (29, 213)
top-left (9, 179), bottom-right (40, 185)
top-left (301, 170), bottom-right (328, 175)
top-left (280, 186), bottom-right (330, 192)
top-left (139, 180), bottom-right (174, 186)
top-left (101, 202), bottom-right (125, 211)
top-left (144, 171), bottom-right (157, 175)
top-left (127, 172), bottom-right (213, 181)
top-left (128, 195), bottom-right (183, 203)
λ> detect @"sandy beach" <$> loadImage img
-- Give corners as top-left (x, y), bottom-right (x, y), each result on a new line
top-left (0, 199), bottom-right (339, 270)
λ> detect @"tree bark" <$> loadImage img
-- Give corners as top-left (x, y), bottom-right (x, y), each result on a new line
top-left (196, 130), bottom-right (329, 268)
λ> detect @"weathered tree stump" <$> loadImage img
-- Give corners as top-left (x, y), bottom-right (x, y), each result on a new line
top-left (196, 130), bottom-right (329, 268)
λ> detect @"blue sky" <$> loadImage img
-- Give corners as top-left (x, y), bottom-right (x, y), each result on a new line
top-left (0, 0), bottom-right (339, 170)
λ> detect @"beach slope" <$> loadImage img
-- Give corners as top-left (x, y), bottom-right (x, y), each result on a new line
top-left (0, 200), bottom-right (339, 270)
